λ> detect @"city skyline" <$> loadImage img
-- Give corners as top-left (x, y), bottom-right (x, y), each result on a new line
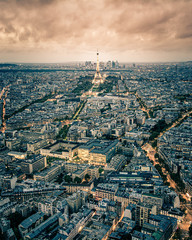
top-left (1, 0), bottom-right (192, 63)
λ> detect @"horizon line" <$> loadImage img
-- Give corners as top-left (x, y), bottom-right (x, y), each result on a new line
top-left (1, 60), bottom-right (192, 64)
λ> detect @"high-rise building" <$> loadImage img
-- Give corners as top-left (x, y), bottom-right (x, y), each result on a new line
top-left (112, 61), bottom-right (116, 68)
top-left (107, 61), bottom-right (112, 68)
top-left (92, 51), bottom-right (103, 85)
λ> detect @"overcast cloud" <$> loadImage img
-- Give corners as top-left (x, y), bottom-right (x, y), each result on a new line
top-left (0, 0), bottom-right (192, 62)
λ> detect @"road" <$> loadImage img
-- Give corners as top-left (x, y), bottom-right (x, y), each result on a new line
top-left (143, 143), bottom-right (179, 190)
top-left (1, 86), bottom-right (9, 133)
top-left (0, 87), bottom-right (5, 100)
top-left (156, 109), bottom-right (192, 141)
top-left (141, 107), bottom-right (192, 238)
top-left (135, 92), bottom-right (150, 118)
top-left (72, 100), bottom-right (86, 120)
top-left (142, 142), bottom-right (192, 238)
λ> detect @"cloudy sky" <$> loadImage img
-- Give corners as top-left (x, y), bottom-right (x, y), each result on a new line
top-left (0, 0), bottom-right (192, 63)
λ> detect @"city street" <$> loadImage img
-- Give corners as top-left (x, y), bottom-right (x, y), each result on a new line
top-left (142, 142), bottom-right (192, 238)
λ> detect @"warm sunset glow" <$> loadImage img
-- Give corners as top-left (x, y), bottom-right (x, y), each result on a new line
top-left (0, 0), bottom-right (192, 63)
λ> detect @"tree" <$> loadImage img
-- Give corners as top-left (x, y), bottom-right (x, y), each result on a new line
top-left (64, 175), bottom-right (72, 183)
top-left (85, 173), bottom-right (90, 182)
top-left (99, 168), bottom-right (104, 174)
top-left (149, 110), bottom-right (154, 118)
top-left (8, 212), bottom-right (25, 240)
top-left (189, 224), bottom-right (192, 238)
top-left (121, 233), bottom-right (132, 240)
top-left (165, 182), bottom-right (170, 186)
top-left (74, 176), bottom-right (81, 184)
top-left (152, 140), bottom-right (157, 148)
top-left (89, 194), bottom-right (93, 199)
top-left (56, 173), bottom-right (64, 184)
top-left (173, 227), bottom-right (182, 240)
top-left (155, 153), bottom-right (159, 159)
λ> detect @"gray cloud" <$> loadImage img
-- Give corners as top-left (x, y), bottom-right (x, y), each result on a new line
top-left (0, 0), bottom-right (192, 62)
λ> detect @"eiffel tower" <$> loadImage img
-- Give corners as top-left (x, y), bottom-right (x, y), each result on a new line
top-left (92, 51), bottom-right (103, 84)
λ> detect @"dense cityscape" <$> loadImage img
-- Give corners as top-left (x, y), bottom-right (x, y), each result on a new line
top-left (1, 0), bottom-right (192, 239)
top-left (0, 54), bottom-right (191, 240)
